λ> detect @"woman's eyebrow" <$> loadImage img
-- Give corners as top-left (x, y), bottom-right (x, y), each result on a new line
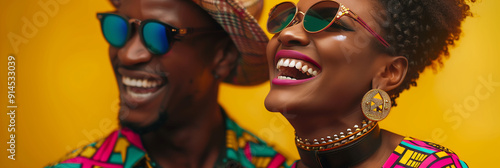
top-left (336, 17), bottom-right (355, 30)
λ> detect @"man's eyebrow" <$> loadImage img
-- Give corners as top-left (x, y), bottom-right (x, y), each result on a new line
top-left (143, 0), bottom-right (176, 11)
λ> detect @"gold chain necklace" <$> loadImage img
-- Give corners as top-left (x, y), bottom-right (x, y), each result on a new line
top-left (295, 120), bottom-right (377, 151)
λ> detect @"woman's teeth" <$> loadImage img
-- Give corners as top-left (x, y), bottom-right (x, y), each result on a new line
top-left (277, 76), bottom-right (297, 80)
top-left (276, 58), bottom-right (319, 77)
top-left (122, 76), bottom-right (161, 88)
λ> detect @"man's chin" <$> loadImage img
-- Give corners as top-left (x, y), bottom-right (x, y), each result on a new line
top-left (119, 111), bottom-right (168, 135)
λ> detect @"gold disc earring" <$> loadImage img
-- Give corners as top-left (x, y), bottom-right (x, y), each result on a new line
top-left (361, 89), bottom-right (391, 121)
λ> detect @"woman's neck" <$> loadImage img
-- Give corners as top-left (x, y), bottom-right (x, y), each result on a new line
top-left (296, 123), bottom-right (382, 168)
top-left (288, 106), bottom-right (366, 141)
top-left (286, 106), bottom-right (388, 168)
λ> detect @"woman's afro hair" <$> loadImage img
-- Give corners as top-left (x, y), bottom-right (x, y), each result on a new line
top-left (377, 0), bottom-right (475, 106)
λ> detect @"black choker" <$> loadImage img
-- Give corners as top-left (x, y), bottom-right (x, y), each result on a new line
top-left (297, 123), bottom-right (381, 168)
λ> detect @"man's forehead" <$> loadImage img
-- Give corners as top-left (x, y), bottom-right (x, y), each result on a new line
top-left (117, 0), bottom-right (217, 28)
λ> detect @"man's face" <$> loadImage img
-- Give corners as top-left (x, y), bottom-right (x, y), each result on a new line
top-left (108, 0), bottom-right (221, 128)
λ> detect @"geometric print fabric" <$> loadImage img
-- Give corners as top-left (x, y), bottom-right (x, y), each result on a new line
top-left (45, 114), bottom-right (297, 168)
top-left (383, 137), bottom-right (468, 168)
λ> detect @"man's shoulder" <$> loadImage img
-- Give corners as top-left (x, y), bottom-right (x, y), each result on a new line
top-left (225, 118), bottom-right (297, 168)
top-left (46, 129), bottom-right (154, 168)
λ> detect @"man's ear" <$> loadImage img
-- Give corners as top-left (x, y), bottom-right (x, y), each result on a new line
top-left (372, 56), bottom-right (408, 91)
top-left (212, 36), bottom-right (239, 81)
top-left (109, 0), bottom-right (121, 8)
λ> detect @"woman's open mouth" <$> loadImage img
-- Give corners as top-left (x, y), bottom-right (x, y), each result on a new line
top-left (272, 50), bottom-right (322, 85)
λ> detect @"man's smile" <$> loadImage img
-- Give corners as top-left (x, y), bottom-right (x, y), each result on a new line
top-left (118, 68), bottom-right (168, 105)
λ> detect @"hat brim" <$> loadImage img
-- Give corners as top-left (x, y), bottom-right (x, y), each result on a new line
top-left (193, 0), bottom-right (269, 85)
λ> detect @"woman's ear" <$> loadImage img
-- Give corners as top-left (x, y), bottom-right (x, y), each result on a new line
top-left (212, 36), bottom-right (239, 81)
top-left (372, 56), bottom-right (408, 91)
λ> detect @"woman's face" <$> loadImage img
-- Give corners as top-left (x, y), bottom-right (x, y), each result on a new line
top-left (265, 0), bottom-right (387, 116)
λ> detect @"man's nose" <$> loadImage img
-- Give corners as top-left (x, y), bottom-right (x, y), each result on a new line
top-left (116, 33), bottom-right (152, 66)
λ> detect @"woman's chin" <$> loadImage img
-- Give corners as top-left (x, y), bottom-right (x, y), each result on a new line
top-left (265, 92), bottom-right (285, 112)
top-left (264, 92), bottom-right (300, 114)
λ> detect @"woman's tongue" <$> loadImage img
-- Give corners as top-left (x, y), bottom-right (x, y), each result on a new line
top-left (279, 66), bottom-right (313, 80)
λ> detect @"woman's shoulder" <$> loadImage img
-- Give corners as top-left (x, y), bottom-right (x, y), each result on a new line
top-left (383, 137), bottom-right (468, 168)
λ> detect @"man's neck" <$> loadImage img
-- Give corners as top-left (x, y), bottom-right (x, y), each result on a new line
top-left (141, 102), bottom-right (225, 168)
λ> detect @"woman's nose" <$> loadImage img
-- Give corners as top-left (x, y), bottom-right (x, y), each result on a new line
top-left (278, 22), bottom-right (309, 47)
top-left (278, 20), bottom-right (310, 47)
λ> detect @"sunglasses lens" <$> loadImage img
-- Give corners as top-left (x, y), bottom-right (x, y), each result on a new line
top-left (142, 22), bottom-right (169, 55)
top-left (101, 14), bottom-right (128, 47)
top-left (304, 1), bottom-right (340, 32)
top-left (267, 2), bottom-right (296, 34)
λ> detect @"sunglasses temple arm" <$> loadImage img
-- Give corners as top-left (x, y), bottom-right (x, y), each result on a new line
top-left (351, 15), bottom-right (391, 48)
top-left (176, 28), bottom-right (225, 37)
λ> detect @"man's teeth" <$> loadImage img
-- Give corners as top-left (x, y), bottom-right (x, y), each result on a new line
top-left (127, 87), bottom-right (153, 99)
top-left (277, 58), bottom-right (319, 76)
top-left (122, 76), bottom-right (161, 88)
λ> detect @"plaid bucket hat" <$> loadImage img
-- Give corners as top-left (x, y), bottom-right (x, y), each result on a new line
top-left (109, 0), bottom-right (269, 85)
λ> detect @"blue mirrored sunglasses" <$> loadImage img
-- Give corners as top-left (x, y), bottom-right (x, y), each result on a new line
top-left (97, 13), bottom-right (223, 55)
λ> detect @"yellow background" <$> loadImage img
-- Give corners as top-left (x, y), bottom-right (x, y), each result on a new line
top-left (0, 0), bottom-right (499, 167)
